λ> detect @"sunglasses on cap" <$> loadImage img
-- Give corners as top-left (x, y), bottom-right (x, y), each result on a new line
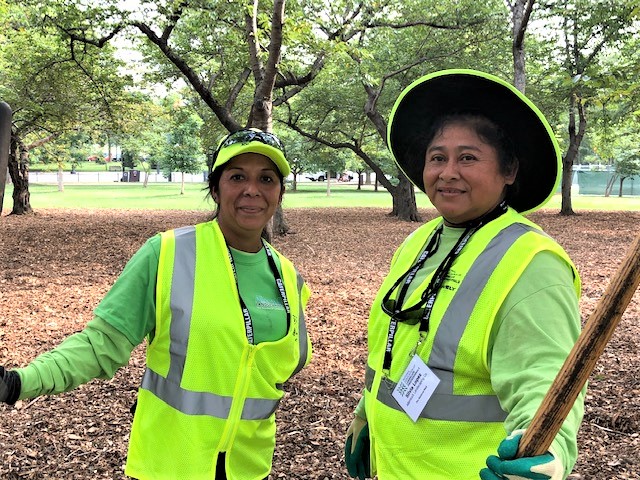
top-left (219, 129), bottom-right (285, 154)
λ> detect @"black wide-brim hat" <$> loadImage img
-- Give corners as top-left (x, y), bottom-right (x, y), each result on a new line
top-left (387, 69), bottom-right (561, 214)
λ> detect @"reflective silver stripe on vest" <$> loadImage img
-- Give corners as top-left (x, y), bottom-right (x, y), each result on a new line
top-left (167, 226), bottom-right (196, 383)
top-left (142, 368), bottom-right (280, 420)
top-left (292, 273), bottom-right (309, 376)
top-left (141, 225), bottom-right (306, 420)
top-left (367, 223), bottom-right (539, 422)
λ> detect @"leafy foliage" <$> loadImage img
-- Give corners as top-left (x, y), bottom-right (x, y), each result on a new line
top-left (159, 97), bottom-right (205, 178)
top-left (4, 0), bottom-right (640, 215)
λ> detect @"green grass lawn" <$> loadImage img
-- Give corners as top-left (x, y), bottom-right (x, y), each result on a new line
top-left (24, 183), bottom-right (215, 211)
top-left (29, 161), bottom-right (123, 172)
top-left (7, 181), bottom-right (640, 212)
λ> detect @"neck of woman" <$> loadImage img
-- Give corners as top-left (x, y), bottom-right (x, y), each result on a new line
top-left (443, 218), bottom-right (471, 228)
top-left (225, 235), bottom-right (264, 253)
top-left (230, 241), bottom-right (263, 253)
top-left (443, 199), bottom-right (508, 228)
top-left (215, 216), bottom-right (265, 253)
top-left (219, 227), bottom-right (264, 253)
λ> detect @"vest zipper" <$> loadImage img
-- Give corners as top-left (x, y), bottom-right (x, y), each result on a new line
top-left (218, 344), bottom-right (256, 451)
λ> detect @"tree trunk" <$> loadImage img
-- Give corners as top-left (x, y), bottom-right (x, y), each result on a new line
top-left (272, 206), bottom-right (288, 235)
top-left (262, 206), bottom-right (289, 242)
top-left (0, 101), bottom-right (11, 216)
top-left (510, 0), bottom-right (534, 93)
top-left (513, 46), bottom-right (527, 93)
top-left (390, 175), bottom-right (420, 222)
top-left (57, 166), bottom-right (64, 192)
top-left (560, 158), bottom-right (574, 215)
top-left (561, 94), bottom-right (586, 216)
top-left (8, 136), bottom-right (33, 215)
top-left (619, 177), bottom-right (625, 197)
top-left (605, 174), bottom-right (617, 197)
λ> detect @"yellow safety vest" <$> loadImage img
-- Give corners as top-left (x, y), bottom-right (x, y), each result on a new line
top-left (364, 208), bottom-right (580, 479)
top-left (125, 221), bottom-right (311, 480)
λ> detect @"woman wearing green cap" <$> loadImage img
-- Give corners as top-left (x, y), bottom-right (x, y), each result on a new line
top-left (344, 70), bottom-right (584, 480)
top-left (0, 128), bottom-right (312, 479)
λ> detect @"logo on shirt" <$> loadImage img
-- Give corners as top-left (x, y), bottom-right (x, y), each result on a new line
top-left (256, 296), bottom-right (285, 310)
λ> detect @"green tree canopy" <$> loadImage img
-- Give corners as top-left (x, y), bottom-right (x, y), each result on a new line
top-left (160, 96), bottom-right (205, 194)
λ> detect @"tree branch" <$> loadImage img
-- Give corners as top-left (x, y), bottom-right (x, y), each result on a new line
top-left (514, 0), bottom-right (535, 49)
top-left (161, 0), bottom-right (189, 42)
top-left (246, 0), bottom-right (263, 86)
top-left (132, 21), bottom-right (241, 132)
top-left (282, 109), bottom-right (394, 191)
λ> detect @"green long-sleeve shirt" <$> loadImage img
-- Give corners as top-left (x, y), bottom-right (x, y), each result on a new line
top-left (354, 225), bottom-right (584, 475)
top-left (17, 232), bottom-right (289, 398)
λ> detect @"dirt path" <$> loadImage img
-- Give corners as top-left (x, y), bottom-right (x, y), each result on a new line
top-left (1, 207), bottom-right (638, 479)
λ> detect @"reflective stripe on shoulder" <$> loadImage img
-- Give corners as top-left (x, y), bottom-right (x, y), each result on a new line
top-left (167, 226), bottom-right (196, 382)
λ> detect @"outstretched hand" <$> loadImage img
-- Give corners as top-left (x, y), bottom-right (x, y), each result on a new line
top-left (479, 430), bottom-right (564, 480)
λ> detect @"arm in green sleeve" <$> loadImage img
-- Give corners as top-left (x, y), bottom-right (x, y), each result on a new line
top-left (354, 395), bottom-right (366, 419)
top-left (489, 251), bottom-right (584, 475)
top-left (16, 316), bottom-right (137, 400)
top-left (94, 235), bottom-right (160, 345)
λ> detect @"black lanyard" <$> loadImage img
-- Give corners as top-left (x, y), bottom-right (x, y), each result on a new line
top-left (381, 201), bottom-right (508, 371)
top-left (381, 225), bottom-right (444, 319)
top-left (226, 241), bottom-right (291, 344)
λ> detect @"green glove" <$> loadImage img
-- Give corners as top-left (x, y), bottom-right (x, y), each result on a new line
top-left (0, 366), bottom-right (21, 405)
top-left (479, 429), bottom-right (564, 480)
top-left (344, 415), bottom-right (370, 479)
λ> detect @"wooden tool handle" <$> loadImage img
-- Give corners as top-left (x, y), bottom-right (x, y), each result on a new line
top-left (518, 232), bottom-right (640, 458)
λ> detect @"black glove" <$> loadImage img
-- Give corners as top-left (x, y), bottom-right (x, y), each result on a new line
top-left (0, 366), bottom-right (21, 405)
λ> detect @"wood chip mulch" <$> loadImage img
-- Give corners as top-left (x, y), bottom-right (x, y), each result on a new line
top-left (1, 207), bottom-right (638, 479)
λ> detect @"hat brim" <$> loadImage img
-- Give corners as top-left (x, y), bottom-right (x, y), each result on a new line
top-left (387, 69), bottom-right (561, 214)
top-left (213, 141), bottom-right (291, 177)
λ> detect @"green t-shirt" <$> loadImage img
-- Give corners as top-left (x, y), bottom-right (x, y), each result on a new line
top-left (229, 246), bottom-right (287, 344)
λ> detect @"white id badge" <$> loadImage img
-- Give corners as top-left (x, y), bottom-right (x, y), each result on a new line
top-left (391, 355), bottom-right (441, 422)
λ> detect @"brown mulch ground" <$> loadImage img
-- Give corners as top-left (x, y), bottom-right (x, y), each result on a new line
top-left (0, 207), bottom-right (639, 479)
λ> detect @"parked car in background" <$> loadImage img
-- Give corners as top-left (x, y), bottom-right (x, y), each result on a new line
top-left (304, 171), bottom-right (327, 181)
top-left (302, 171), bottom-right (359, 182)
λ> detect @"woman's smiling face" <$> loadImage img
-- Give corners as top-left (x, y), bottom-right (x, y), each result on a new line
top-left (214, 153), bottom-right (283, 251)
top-left (423, 123), bottom-right (517, 226)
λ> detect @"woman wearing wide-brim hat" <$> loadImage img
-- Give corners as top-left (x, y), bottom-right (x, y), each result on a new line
top-left (344, 70), bottom-right (584, 480)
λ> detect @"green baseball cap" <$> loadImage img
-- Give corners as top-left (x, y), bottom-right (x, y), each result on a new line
top-left (387, 69), bottom-right (561, 215)
top-left (212, 128), bottom-right (290, 177)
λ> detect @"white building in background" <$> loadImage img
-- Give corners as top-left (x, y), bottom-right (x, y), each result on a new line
top-left (28, 171), bottom-right (208, 184)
